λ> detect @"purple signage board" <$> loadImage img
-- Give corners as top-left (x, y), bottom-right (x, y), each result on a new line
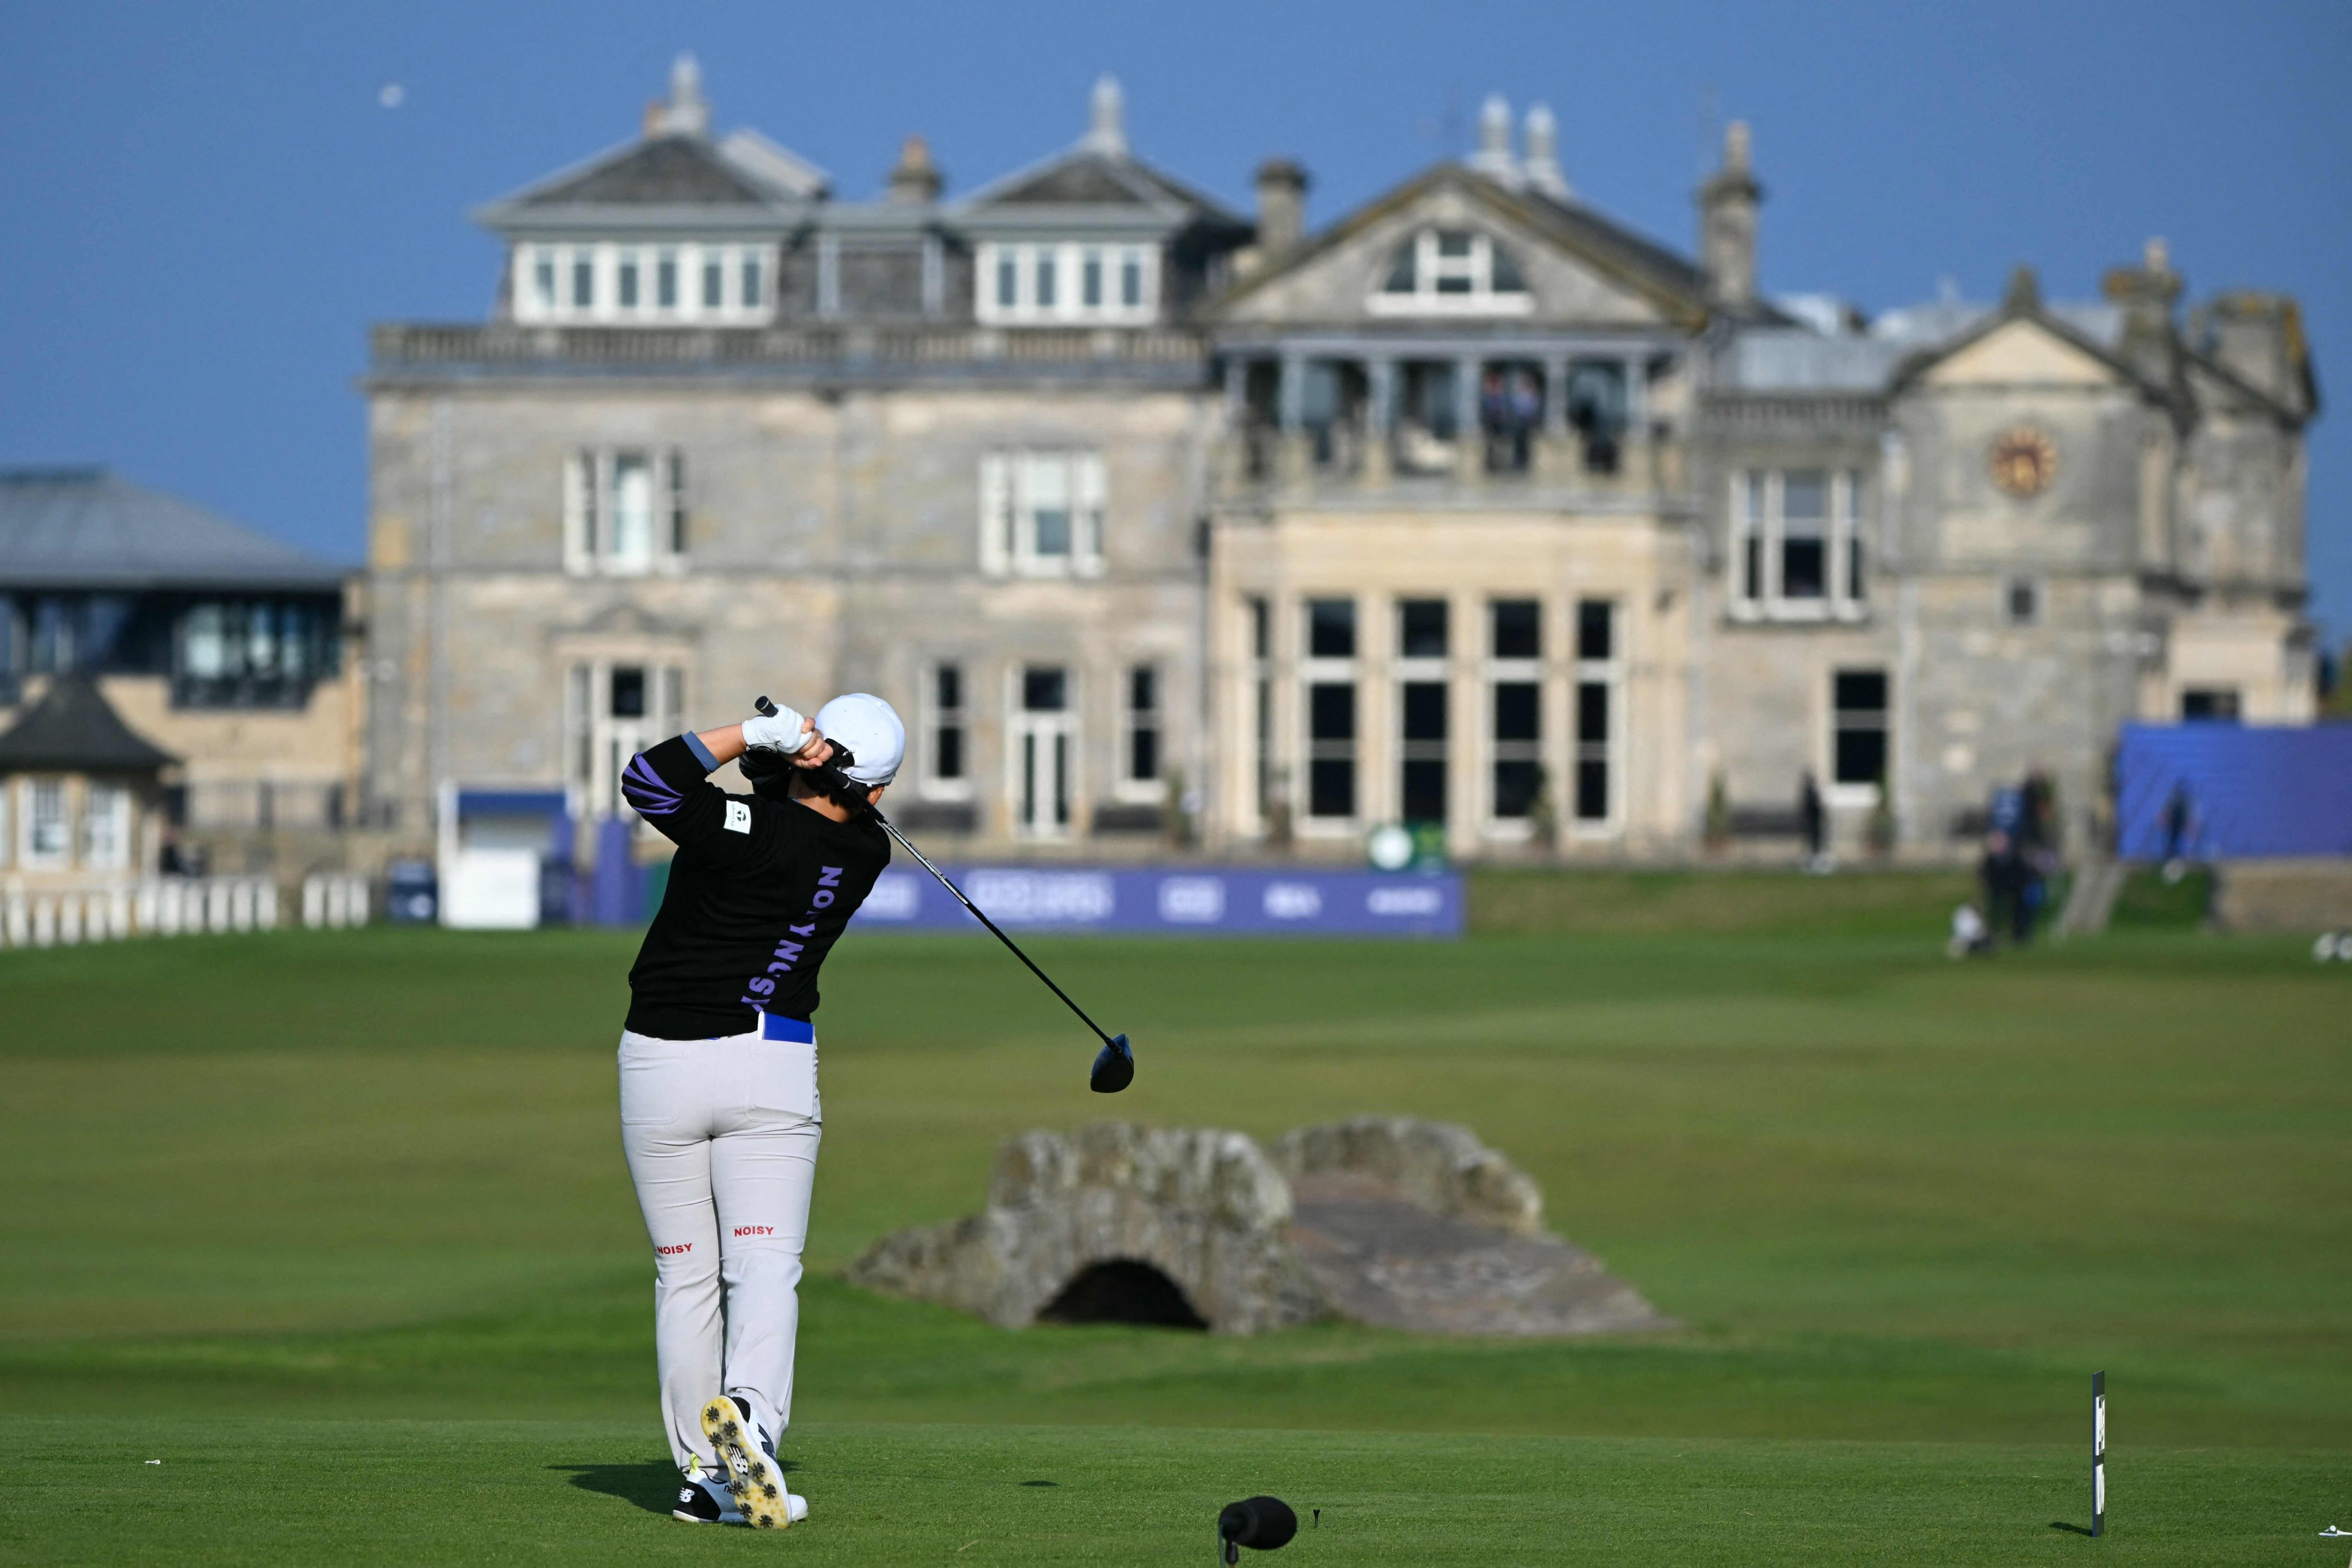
top-left (850, 864), bottom-right (1463, 937)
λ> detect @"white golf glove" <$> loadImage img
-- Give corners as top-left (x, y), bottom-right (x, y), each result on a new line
top-left (741, 704), bottom-right (813, 755)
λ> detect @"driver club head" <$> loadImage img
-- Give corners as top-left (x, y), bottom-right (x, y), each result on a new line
top-left (1088, 1033), bottom-right (1134, 1094)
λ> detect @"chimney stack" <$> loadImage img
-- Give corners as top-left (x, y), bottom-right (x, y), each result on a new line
top-left (886, 134), bottom-right (943, 204)
top-left (2101, 237), bottom-right (2183, 385)
top-left (1697, 120), bottom-right (1761, 309)
top-left (1082, 74), bottom-right (1127, 156)
top-left (647, 53), bottom-right (710, 137)
top-left (1521, 104), bottom-right (1569, 199)
top-left (1253, 158), bottom-right (1310, 261)
top-left (1467, 94), bottom-right (1520, 184)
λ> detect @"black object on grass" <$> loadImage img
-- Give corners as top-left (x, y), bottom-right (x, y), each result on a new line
top-left (756, 696), bottom-right (1135, 1094)
top-left (1218, 1496), bottom-right (1297, 1562)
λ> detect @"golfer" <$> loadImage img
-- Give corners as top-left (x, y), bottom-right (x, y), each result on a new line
top-left (614, 692), bottom-right (903, 1529)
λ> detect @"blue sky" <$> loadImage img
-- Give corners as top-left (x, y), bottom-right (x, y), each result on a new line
top-left (2, 1), bottom-right (2345, 631)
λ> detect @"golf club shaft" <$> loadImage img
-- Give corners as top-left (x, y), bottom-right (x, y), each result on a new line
top-left (872, 813), bottom-right (1116, 1049)
top-left (753, 696), bottom-right (1115, 1048)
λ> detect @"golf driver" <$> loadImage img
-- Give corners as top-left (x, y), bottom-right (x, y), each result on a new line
top-left (755, 696), bottom-right (1134, 1092)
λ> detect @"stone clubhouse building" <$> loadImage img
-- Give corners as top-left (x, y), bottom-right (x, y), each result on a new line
top-left (361, 59), bottom-right (2319, 862)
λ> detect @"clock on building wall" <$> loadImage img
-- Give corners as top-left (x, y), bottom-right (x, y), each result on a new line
top-left (1988, 427), bottom-right (2059, 499)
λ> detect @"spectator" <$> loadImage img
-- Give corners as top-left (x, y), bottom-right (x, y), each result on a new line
top-left (1799, 770), bottom-right (1829, 873)
top-left (2161, 782), bottom-right (2195, 882)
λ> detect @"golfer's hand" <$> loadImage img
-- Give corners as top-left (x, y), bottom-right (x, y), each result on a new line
top-left (789, 720), bottom-right (836, 771)
top-left (743, 705), bottom-right (813, 756)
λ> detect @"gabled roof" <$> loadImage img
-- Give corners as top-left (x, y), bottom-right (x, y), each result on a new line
top-left (964, 145), bottom-right (1239, 222)
top-left (1213, 163), bottom-right (1724, 329)
top-left (1888, 269), bottom-right (2178, 407)
top-left (0, 469), bottom-right (346, 592)
top-left (475, 130), bottom-right (830, 234)
top-left (0, 673), bottom-right (175, 775)
top-left (516, 134), bottom-right (773, 207)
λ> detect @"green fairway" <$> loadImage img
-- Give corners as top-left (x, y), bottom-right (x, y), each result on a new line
top-left (2, 906), bottom-right (2346, 1562)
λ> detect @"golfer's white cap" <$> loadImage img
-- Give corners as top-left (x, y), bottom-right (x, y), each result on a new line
top-left (815, 693), bottom-right (905, 786)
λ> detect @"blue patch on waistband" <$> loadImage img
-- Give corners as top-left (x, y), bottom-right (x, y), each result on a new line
top-left (759, 1011), bottom-right (816, 1044)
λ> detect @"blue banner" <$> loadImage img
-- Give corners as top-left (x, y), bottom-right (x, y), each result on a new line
top-left (2115, 722), bottom-right (2352, 860)
top-left (850, 864), bottom-right (1462, 937)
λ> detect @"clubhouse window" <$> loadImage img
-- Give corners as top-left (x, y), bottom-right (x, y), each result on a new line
top-left (1397, 598), bottom-right (1449, 826)
top-left (1304, 597), bottom-right (1357, 821)
top-left (564, 449), bottom-right (688, 576)
top-left (925, 662), bottom-right (970, 797)
top-left (974, 242), bottom-right (1158, 326)
top-left (1731, 469), bottom-right (1867, 620)
top-left (516, 242), bottom-right (773, 326)
top-left (1831, 669), bottom-right (1889, 790)
top-left (1573, 600), bottom-right (1618, 827)
top-left (1489, 597), bottom-right (1542, 822)
top-left (1124, 663), bottom-right (1164, 798)
top-left (979, 451), bottom-right (1107, 578)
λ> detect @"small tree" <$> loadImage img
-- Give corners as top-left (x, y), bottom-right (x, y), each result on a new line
top-left (1262, 766), bottom-right (1293, 852)
top-left (1704, 769), bottom-right (1731, 852)
top-left (1528, 763), bottom-right (1559, 853)
top-left (1867, 774), bottom-right (1897, 858)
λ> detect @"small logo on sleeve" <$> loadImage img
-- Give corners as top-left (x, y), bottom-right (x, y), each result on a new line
top-left (733, 1225), bottom-right (776, 1238)
top-left (724, 801), bottom-right (752, 835)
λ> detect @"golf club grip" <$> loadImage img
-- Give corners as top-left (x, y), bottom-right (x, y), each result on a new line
top-left (756, 695), bottom-right (1114, 1049)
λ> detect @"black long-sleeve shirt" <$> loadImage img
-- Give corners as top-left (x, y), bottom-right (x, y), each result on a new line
top-left (620, 733), bottom-right (890, 1040)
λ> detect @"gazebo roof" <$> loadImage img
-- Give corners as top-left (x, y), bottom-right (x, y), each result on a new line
top-left (0, 674), bottom-right (176, 775)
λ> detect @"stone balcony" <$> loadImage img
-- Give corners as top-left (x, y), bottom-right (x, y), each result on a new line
top-left (1214, 422), bottom-right (1689, 513)
top-left (367, 322), bottom-right (1212, 388)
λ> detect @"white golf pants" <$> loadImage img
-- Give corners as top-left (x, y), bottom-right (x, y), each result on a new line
top-left (618, 1025), bottom-right (821, 1472)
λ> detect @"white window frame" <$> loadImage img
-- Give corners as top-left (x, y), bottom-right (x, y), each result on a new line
top-left (974, 242), bottom-right (1158, 326)
top-left (978, 451), bottom-right (1106, 580)
top-left (1484, 597), bottom-right (1544, 836)
top-left (921, 660), bottom-right (974, 802)
top-left (1006, 665), bottom-right (1079, 841)
top-left (1299, 597), bottom-right (1360, 834)
top-left (22, 774), bottom-right (69, 869)
top-left (564, 448), bottom-right (688, 578)
top-left (1393, 597), bottom-right (1450, 831)
top-left (1368, 228), bottom-right (1534, 318)
top-left (567, 658), bottom-right (687, 822)
top-left (513, 241), bottom-right (775, 326)
top-left (1828, 666), bottom-right (1891, 808)
top-left (1728, 468), bottom-right (1868, 623)
top-left (1118, 662), bottom-right (1168, 804)
top-left (80, 780), bottom-right (130, 871)
top-left (1571, 599), bottom-right (1623, 837)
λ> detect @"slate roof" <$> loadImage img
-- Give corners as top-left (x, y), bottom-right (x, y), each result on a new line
top-left (476, 128), bottom-right (831, 231)
top-left (961, 146), bottom-right (1245, 227)
top-left (517, 134), bottom-right (773, 206)
top-left (0, 672), bottom-right (175, 774)
top-left (0, 469), bottom-right (346, 592)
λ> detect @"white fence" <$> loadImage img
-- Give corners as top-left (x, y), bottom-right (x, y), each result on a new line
top-left (0, 874), bottom-right (372, 949)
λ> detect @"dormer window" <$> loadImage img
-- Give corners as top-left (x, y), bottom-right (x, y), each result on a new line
top-left (976, 242), bottom-right (1158, 326)
top-left (512, 242), bottom-right (774, 326)
top-left (1370, 228), bottom-right (1532, 316)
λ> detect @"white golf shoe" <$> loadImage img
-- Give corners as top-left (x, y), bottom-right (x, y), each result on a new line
top-left (672, 1457), bottom-right (743, 1525)
top-left (700, 1395), bottom-right (805, 1529)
